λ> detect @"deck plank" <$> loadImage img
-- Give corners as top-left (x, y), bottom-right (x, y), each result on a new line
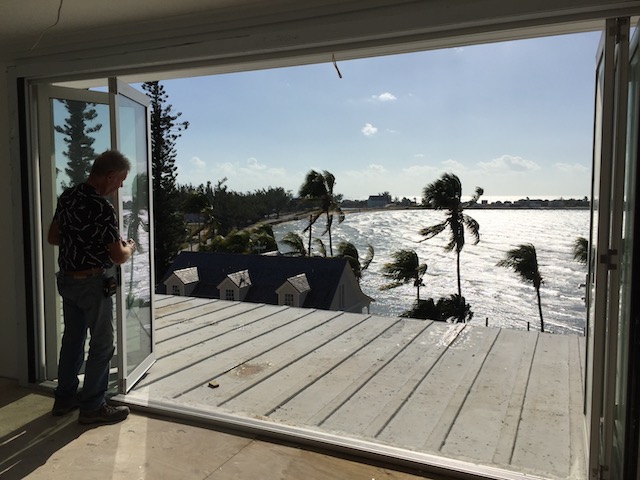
top-left (442, 329), bottom-right (539, 466)
top-left (142, 309), bottom-right (363, 400)
top-left (127, 295), bottom-right (587, 480)
top-left (268, 318), bottom-right (439, 428)
top-left (315, 322), bottom-right (465, 437)
top-left (208, 316), bottom-right (401, 415)
top-left (372, 326), bottom-right (499, 452)
top-left (135, 303), bottom-right (283, 389)
top-left (155, 296), bottom-right (211, 319)
top-left (510, 333), bottom-right (573, 478)
top-left (156, 302), bottom-right (276, 351)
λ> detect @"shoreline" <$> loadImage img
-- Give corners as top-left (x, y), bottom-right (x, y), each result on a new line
top-left (253, 204), bottom-right (590, 230)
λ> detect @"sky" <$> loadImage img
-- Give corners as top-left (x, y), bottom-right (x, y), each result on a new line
top-left (160, 31), bottom-right (602, 202)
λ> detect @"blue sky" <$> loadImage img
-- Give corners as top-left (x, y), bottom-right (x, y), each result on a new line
top-left (162, 31), bottom-right (601, 201)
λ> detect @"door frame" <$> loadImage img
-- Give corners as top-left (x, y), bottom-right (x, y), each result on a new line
top-left (108, 78), bottom-right (156, 392)
top-left (33, 80), bottom-right (155, 395)
top-left (585, 17), bottom-right (632, 480)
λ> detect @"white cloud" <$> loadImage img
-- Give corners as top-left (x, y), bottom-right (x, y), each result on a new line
top-left (554, 162), bottom-right (589, 173)
top-left (413, 153), bottom-right (425, 159)
top-left (245, 157), bottom-right (267, 171)
top-left (402, 164), bottom-right (438, 176)
top-left (368, 164), bottom-right (387, 174)
top-left (362, 123), bottom-right (378, 136)
top-left (218, 162), bottom-right (237, 175)
top-left (478, 154), bottom-right (540, 173)
top-left (190, 156), bottom-right (206, 169)
top-left (371, 92), bottom-right (397, 102)
top-left (441, 159), bottom-right (466, 171)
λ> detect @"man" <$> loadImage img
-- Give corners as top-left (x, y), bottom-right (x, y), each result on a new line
top-left (48, 150), bottom-right (136, 425)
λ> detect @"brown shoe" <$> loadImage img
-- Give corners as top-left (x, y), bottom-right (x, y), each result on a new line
top-left (78, 404), bottom-right (130, 425)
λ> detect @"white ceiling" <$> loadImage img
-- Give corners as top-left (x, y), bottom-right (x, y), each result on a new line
top-left (0, 0), bottom-right (361, 55)
top-left (4, 0), bottom-right (639, 83)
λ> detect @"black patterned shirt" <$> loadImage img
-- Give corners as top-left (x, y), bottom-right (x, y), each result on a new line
top-left (54, 182), bottom-right (121, 271)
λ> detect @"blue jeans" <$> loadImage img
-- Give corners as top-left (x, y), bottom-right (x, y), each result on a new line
top-left (55, 273), bottom-right (114, 411)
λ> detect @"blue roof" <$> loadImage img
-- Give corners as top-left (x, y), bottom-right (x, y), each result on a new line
top-left (159, 251), bottom-right (350, 310)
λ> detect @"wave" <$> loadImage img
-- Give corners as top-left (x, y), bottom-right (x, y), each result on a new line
top-left (273, 209), bottom-right (590, 335)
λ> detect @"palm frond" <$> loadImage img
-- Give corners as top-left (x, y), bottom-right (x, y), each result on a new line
top-left (313, 238), bottom-right (327, 257)
top-left (281, 231), bottom-right (306, 256)
top-left (380, 249), bottom-right (423, 286)
top-left (497, 243), bottom-right (543, 288)
top-left (419, 221), bottom-right (448, 240)
top-left (322, 170), bottom-right (336, 194)
top-left (463, 186), bottom-right (484, 207)
top-left (572, 236), bottom-right (588, 264)
top-left (361, 244), bottom-right (375, 271)
top-left (422, 173), bottom-right (462, 210)
top-left (462, 214), bottom-right (480, 245)
top-left (299, 170), bottom-right (327, 198)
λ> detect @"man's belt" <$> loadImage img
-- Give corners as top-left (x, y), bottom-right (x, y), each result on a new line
top-left (62, 267), bottom-right (105, 279)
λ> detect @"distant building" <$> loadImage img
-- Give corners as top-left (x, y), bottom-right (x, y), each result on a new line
top-left (159, 252), bottom-right (374, 313)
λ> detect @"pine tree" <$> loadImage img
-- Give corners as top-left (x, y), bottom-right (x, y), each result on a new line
top-left (54, 100), bottom-right (102, 187)
top-left (141, 81), bottom-right (189, 283)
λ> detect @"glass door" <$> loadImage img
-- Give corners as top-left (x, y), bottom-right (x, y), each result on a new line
top-left (36, 80), bottom-right (154, 395)
top-left (36, 85), bottom-right (112, 381)
top-left (109, 79), bottom-right (156, 392)
top-left (609, 25), bottom-right (640, 480)
top-left (586, 17), bottom-right (631, 479)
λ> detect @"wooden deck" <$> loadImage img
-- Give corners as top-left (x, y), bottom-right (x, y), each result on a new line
top-left (126, 294), bottom-right (587, 480)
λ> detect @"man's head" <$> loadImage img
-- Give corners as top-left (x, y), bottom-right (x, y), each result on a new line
top-left (89, 150), bottom-right (131, 196)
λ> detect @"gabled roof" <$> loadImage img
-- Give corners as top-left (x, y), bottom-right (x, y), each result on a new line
top-left (170, 266), bottom-right (199, 285)
top-left (285, 273), bottom-right (311, 294)
top-left (159, 252), bottom-right (350, 310)
top-left (224, 269), bottom-right (252, 288)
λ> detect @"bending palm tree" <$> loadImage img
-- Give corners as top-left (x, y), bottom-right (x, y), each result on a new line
top-left (497, 243), bottom-right (545, 332)
top-left (420, 173), bottom-right (483, 300)
top-left (299, 170), bottom-right (345, 256)
top-left (280, 231), bottom-right (307, 256)
top-left (572, 236), bottom-right (588, 265)
top-left (335, 241), bottom-right (374, 282)
top-left (380, 249), bottom-right (428, 301)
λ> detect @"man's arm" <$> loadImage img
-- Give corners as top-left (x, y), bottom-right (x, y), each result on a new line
top-left (47, 219), bottom-right (61, 246)
top-left (108, 239), bottom-right (136, 265)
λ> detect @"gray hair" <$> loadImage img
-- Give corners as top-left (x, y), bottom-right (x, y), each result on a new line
top-left (90, 150), bottom-right (131, 177)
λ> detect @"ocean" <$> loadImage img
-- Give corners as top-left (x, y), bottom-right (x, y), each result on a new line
top-left (272, 209), bottom-right (590, 335)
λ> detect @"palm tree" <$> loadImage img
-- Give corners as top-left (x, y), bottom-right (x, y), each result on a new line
top-left (313, 238), bottom-right (327, 257)
top-left (420, 173), bottom-right (483, 300)
top-left (380, 249), bottom-right (428, 301)
top-left (497, 243), bottom-right (545, 332)
top-left (335, 241), bottom-right (374, 282)
top-left (572, 236), bottom-right (588, 265)
top-left (280, 231), bottom-right (307, 256)
top-left (298, 170), bottom-right (345, 256)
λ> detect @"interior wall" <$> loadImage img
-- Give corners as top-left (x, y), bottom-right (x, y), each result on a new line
top-left (0, 65), bottom-right (20, 379)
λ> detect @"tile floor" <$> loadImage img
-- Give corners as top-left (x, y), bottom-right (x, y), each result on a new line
top-left (0, 378), bottom-right (449, 480)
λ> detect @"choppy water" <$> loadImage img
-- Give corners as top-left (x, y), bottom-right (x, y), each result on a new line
top-left (273, 209), bottom-right (590, 335)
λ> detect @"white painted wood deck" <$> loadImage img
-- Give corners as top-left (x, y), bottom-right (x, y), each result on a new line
top-left (127, 294), bottom-right (587, 480)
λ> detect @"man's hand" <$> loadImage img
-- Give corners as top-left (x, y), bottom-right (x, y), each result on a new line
top-left (124, 239), bottom-right (137, 253)
top-left (109, 238), bottom-right (137, 265)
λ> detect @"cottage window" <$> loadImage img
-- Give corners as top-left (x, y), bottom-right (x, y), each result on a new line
top-left (284, 293), bottom-right (294, 306)
top-left (171, 285), bottom-right (180, 295)
top-left (225, 289), bottom-right (235, 301)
